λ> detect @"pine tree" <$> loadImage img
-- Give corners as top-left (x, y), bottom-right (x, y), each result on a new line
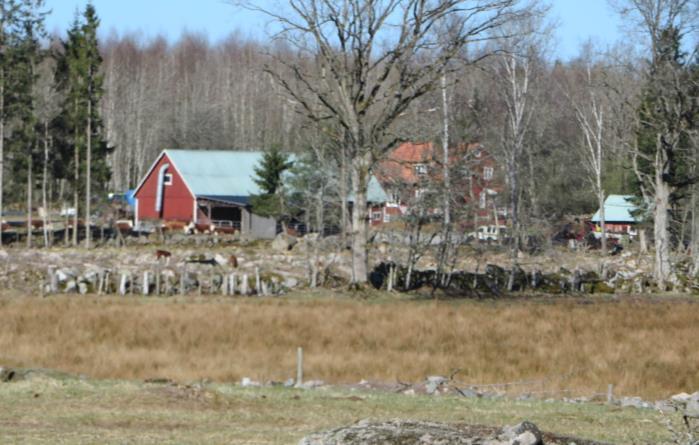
top-left (250, 145), bottom-right (293, 227)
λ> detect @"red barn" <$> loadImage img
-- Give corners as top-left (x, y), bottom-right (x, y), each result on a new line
top-left (133, 149), bottom-right (277, 238)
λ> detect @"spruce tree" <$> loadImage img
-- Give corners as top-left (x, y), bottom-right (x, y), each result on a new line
top-left (8, 11), bottom-right (45, 247)
top-left (633, 26), bottom-right (698, 284)
top-left (53, 4), bottom-right (111, 247)
top-left (250, 145), bottom-right (293, 227)
top-left (0, 0), bottom-right (45, 246)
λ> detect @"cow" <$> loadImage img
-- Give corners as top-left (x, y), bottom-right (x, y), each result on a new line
top-left (229, 255), bottom-right (238, 268)
top-left (156, 250), bottom-right (172, 265)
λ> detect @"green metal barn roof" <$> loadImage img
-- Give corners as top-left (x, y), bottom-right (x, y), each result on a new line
top-left (591, 195), bottom-right (639, 223)
top-left (143, 149), bottom-right (388, 203)
top-left (165, 149), bottom-right (265, 197)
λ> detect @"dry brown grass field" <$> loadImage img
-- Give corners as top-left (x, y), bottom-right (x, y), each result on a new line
top-left (0, 293), bottom-right (697, 400)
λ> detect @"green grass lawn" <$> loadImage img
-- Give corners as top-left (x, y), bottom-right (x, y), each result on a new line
top-left (0, 374), bottom-right (678, 444)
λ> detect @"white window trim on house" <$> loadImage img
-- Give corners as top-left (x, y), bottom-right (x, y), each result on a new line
top-left (372, 211), bottom-right (383, 221)
top-left (163, 173), bottom-right (173, 186)
top-left (479, 191), bottom-right (487, 209)
top-left (483, 166), bottom-right (494, 181)
top-left (415, 163), bottom-right (428, 176)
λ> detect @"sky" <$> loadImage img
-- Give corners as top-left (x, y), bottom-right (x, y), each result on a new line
top-left (44, 0), bottom-right (624, 60)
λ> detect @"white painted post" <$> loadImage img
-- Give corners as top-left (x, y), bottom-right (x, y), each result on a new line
top-left (255, 267), bottom-right (261, 294)
top-left (143, 271), bottom-right (149, 296)
top-left (241, 274), bottom-right (249, 295)
top-left (221, 274), bottom-right (228, 296)
top-left (119, 273), bottom-right (128, 296)
top-left (296, 347), bottom-right (303, 387)
top-left (230, 273), bottom-right (237, 295)
top-left (48, 266), bottom-right (58, 293)
top-left (607, 384), bottom-right (614, 405)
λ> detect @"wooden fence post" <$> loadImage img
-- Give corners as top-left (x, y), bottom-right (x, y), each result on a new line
top-left (607, 384), bottom-right (614, 405)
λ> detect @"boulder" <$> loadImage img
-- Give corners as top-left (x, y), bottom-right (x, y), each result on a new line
top-left (300, 420), bottom-right (555, 445)
top-left (685, 397), bottom-right (699, 419)
top-left (619, 396), bottom-right (651, 409)
top-left (425, 376), bottom-right (448, 395)
top-left (56, 268), bottom-right (77, 283)
top-left (272, 233), bottom-right (298, 252)
top-left (299, 419), bottom-right (489, 445)
top-left (498, 421), bottom-right (543, 445)
top-left (283, 277), bottom-right (299, 289)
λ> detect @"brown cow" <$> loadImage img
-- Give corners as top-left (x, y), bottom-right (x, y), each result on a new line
top-left (155, 249), bottom-right (172, 261)
top-left (229, 255), bottom-right (238, 268)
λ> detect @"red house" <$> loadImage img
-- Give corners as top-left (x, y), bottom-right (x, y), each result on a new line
top-left (133, 149), bottom-right (277, 238)
top-left (373, 142), bottom-right (504, 226)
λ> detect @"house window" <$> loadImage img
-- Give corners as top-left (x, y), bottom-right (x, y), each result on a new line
top-left (383, 212), bottom-right (390, 223)
top-left (373, 211), bottom-right (383, 221)
top-left (163, 173), bottom-right (173, 186)
top-left (415, 188), bottom-right (426, 199)
top-left (483, 167), bottom-right (494, 181)
top-left (479, 191), bottom-right (487, 209)
top-left (415, 164), bottom-right (427, 176)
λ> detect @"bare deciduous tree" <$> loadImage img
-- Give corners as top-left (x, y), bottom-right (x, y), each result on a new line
top-left (240, 0), bottom-right (530, 284)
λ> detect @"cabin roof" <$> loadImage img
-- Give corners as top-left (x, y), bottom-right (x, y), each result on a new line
top-left (591, 195), bottom-right (639, 223)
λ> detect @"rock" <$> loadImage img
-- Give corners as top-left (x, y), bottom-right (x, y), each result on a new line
top-left (240, 377), bottom-right (260, 388)
top-left (56, 268), bottom-right (77, 282)
top-left (671, 392), bottom-right (691, 404)
top-left (459, 388), bottom-right (479, 398)
top-left (299, 420), bottom-right (560, 445)
top-left (298, 380), bottom-right (325, 389)
top-left (654, 400), bottom-right (677, 414)
top-left (299, 419), bottom-right (489, 445)
top-left (620, 396), bottom-right (651, 409)
top-left (283, 277), bottom-right (299, 289)
top-left (426, 375), bottom-right (448, 395)
top-left (64, 280), bottom-right (77, 293)
top-left (214, 254), bottom-right (228, 266)
top-left (685, 397), bottom-right (699, 419)
top-left (272, 233), bottom-right (297, 252)
top-left (498, 421), bottom-right (543, 445)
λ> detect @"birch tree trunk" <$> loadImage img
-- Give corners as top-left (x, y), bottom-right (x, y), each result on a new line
top-left (654, 149), bottom-right (672, 288)
top-left (85, 96), bottom-right (92, 249)
top-left (0, 71), bottom-right (4, 248)
top-left (26, 155), bottom-right (32, 248)
top-left (42, 121), bottom-right (49, 247)
top-left (73, 97), bottom-right (79, 247)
